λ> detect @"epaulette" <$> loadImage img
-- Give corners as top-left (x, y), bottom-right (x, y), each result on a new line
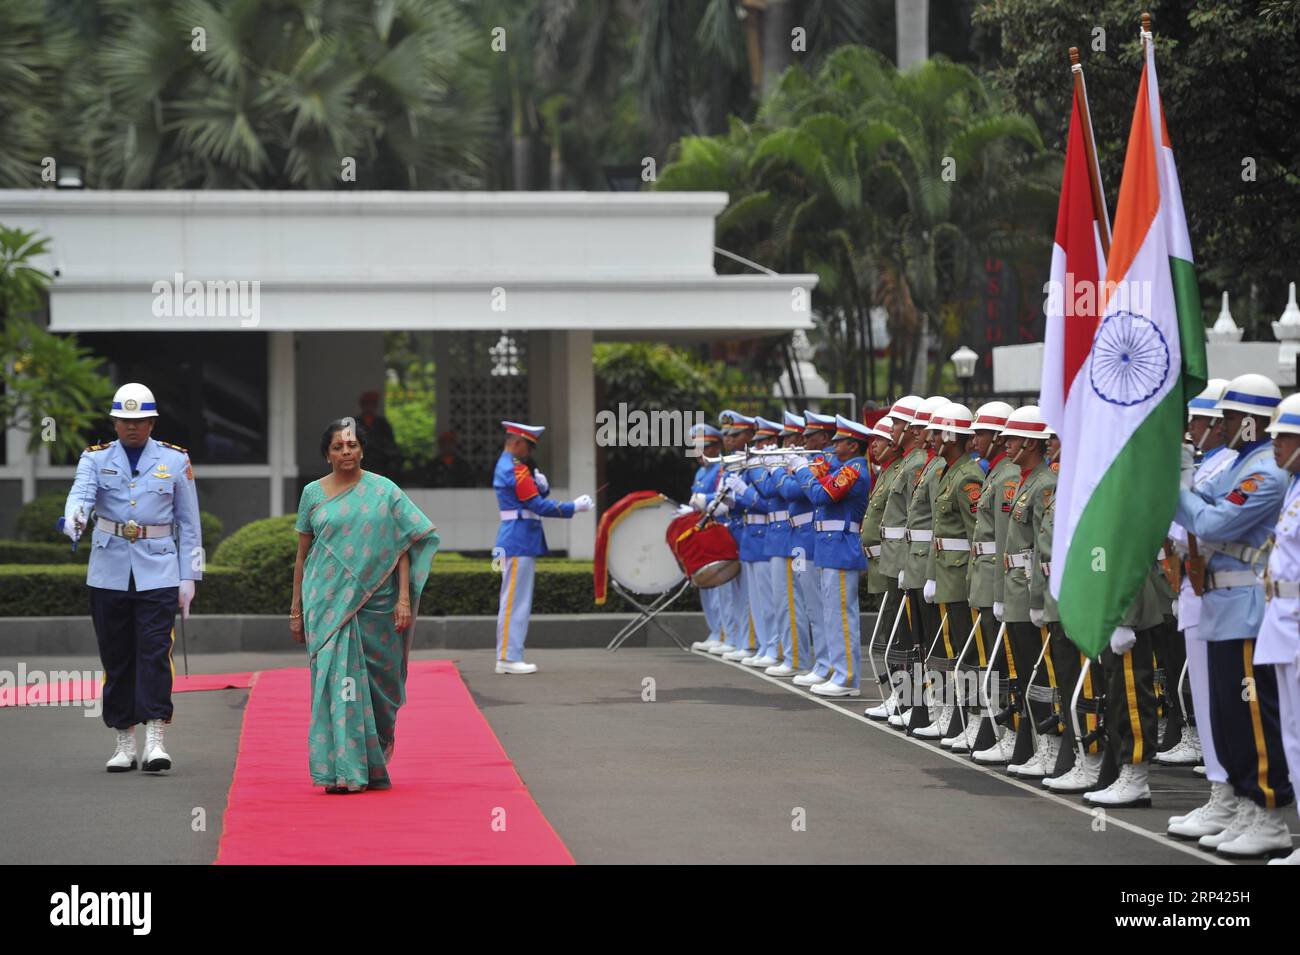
top-left (158, 441), bottom-right (189, 453)
top-left (84, 441), bottom-right (112, 452)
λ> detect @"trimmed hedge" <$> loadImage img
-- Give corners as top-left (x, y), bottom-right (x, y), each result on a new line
top-left (13, 491), bottom-right (224, 549)
top-left (0, 540), bottom-right (89, 564)
top-left (0, 561), bottom-right (692, 616)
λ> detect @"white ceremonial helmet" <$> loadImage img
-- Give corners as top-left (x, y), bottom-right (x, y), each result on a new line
top-left (889, 395), bottom-right (923, 426)
top-left (870, 415), bottom-right (895, 442)
top-left (911, 395), bottom-right (949, 428)
top-left (925, 402), bottom-right (975, 436)
top-left (1001, 405), bottom-right (1054, 440)
top-left (1216, 373), bottom-right (1282, 419)
top-left (110, 382), bottom-right (159, 419)
top-left (972, 400), bottom-right (1014, 433)
top-left (1266, 393), bottom-right (1300, 437)
top-left (1187, 378), bottom-right (1229, 420)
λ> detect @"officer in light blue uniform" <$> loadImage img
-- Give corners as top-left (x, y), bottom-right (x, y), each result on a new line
top-left (789, 410), bottom-right (836, 685)
top-left (713, 411), bottom-right (758, 659)
top-left (687, 423), bottom-right (728, 651)
top-left (62, 383), bottom-right (202, 774)
top-left (726, 416), bottom-right (783, 667)
top-left (759, 412), bottom-right (813, 677)
top-left (493, 420), bottom-right (594, 674)
top-left (1174, 373), bottom-right (1295, 858)
top-left (791, 415), bottom-right (872, 697)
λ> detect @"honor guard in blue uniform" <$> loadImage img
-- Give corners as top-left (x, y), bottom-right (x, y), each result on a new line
top-left (493, 421), bottom-right (594, 674)
top-left (790, 415), bottom-right (872, 697)
top-left (1260, 392), bottom-right (1300, 865)
top-left (709, 411), bottom-right (757, 658)
top-left (62, 383), bottom-right (202, 774)
top-left (1174, 373), bottom-right (1295, 858)
top-left (727, 416), bottom-right (785, 668)
top-left (790, 411), bottom-right (837, 685)
top-left (758, 412), bottom-right (814, 677)
top-left (687, 424), bottom-right (729, 652)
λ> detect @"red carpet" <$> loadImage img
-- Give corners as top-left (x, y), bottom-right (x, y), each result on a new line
top-left (0, 671), bottom-right (256, 707)
top-left (215, 660), bottom-right (574, 865)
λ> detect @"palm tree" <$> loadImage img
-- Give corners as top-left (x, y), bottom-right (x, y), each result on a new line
top-left (74, 0), bottom-right (494, 189)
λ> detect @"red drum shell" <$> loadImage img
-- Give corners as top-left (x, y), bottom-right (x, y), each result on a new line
top-left (666, 514), bottom-right (740, 589)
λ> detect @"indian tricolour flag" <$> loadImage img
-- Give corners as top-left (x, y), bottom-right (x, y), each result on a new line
top-left (1050, 35), bottom-right (1208, 658)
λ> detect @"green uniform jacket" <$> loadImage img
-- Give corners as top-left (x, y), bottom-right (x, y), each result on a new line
top-left (879, 445), bottom-right (927, 580)
top-left (1001, 460), bottom-right (1056, 622)
top-left (863, 455), bottom-right (903, 594)
top-left (904, 453), bottom-right (947, 589)
top-left (1033, 493), bottom-right (1059, 622)
top-left (926, 453), bottom-right (985, 603)
top-left (973, 454), bottom-right (1021, 607)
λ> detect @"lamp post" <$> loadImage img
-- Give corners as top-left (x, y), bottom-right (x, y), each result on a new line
top-left (951, 345), bottom-right (978, 404)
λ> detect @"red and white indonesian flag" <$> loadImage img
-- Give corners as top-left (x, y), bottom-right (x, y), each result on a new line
top-left (1049, 38), bottom-right (1207, 658)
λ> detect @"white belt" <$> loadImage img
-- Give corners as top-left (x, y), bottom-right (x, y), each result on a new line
top-left (816, 520), bottom-right (861, 533)
top-left (881, 526), bottom-right (907, 540)
top-left (499, 509), bottom-right (541, 521)
top-left (935, 537), bottom-right (968, 552)
top-left (1005, 551), bottom-right (1033, 570)
top-left (1266, 579), bottom-right (1300, 600)
top-left (768, 510), bottom-right (790, 521)
top-left (1204, 570), bottom-right (1260, 591)
top-left (907, 529), bottom-right (933, 543)
top-left (971, 541), bottom-right (998, 557)
top-left (790, 512), bottom-right (814, 527)
top-left (745, 514), bottom-right (768, 525)
top-left (865, 544), bottom-right (882, 558)
top-left (95, 517), bottom-right (173, 542)
top-left (1202, 540), bottom-right (1265, 565)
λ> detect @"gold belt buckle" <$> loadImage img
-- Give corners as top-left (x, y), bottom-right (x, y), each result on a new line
top-left (122, 519), bottom-right (140, 543)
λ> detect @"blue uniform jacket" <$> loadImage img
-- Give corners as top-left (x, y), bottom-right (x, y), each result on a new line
top-left (66, 437), bottom-right (203, 591)
top-left (493, 450), bottom-right (575, 557)
top-left (757, 467), bottom-right (794, 559)
top-left (779, 451), bottom-right (823, 566)
top-left (731, 465), bottom-right (774, 563)
top-left (795, 454), bottom-right (871, 571)
top-left (1175, 439), bottom-right (1284, 641)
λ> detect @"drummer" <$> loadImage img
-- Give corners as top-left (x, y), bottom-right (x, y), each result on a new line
top-left (710, 411), bottom-right (758, 658)
top-left (688, 423), bottom-right (729, 652)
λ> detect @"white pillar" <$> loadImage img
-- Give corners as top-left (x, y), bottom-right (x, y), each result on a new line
top-left (564, 330), bottom-right (596, 559)
top-left (268, 331), bottom-right (297, 516)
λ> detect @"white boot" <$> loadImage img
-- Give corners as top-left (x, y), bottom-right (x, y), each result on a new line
top-left (765, 663), bottom-right (797, 677)
top-left (972, 728), bottom-right (1016, 764)
top-left (810, 678), bottom-right (860, 698)
top-left (793, 670), bottom-right (828, 687)
top-left (691, 638), bottom-right (723, 651)
top-left (708, 642), bottom-right (737, 656)
top-left (1216, 804), bottom-right (1294, 859)
top-left (864, 691), bottom-right (899, 719)
top-left (1009, 735), bottom-right (1056, 778)
top-left (1198, 800), bottom-right (1257, 851)
top-left (141, 720), bottom-right (171, 774)
top-left (914, 704), bottom-right (953, 740)
top-left (1268, 847), bottom-right (1300, 865)
top-left (945, 715), bottom-right (983, 752)
top-left (1043, 752), bottom-right (1102, 792)
top-left (1154, 727), bottom-right (1201, 766)
top-left (721, 648), bottom-right (748, 661)
top-left (106, 727), bottom-right (137, 773)
top-left (1167, 781), bottom-right (1238, 838)
top-left (1083, 763), bottom-right (1151, 807)
top-left (495, 660), bottom-right (539, 674)
top-left (742, 654), bottom-right (777, 668)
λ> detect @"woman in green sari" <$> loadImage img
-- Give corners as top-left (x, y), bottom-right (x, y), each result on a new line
top-left (290, 417), bottom-right (439, 792)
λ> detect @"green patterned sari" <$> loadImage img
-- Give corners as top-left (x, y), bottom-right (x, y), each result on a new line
top-left (295, 471), bottom-right (439, 790)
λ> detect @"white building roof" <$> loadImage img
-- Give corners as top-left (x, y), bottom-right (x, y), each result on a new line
top-left (0, 190), bottom-right (816, 339)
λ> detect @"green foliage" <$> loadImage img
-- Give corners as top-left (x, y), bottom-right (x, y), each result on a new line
top-left (0, 540), bottom-right (88, 564)
top-left (972, 0), bottom-right (1300, 334)
top-left (386, 359), bottom-right (437, 473)
top-left (14, 492), bottom-right (70, 544)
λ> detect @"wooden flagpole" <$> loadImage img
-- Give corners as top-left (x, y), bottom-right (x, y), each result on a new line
top-left (1069, 47), bottom-right (1112, 257)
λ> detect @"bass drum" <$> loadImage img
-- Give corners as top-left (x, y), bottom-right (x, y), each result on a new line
top-left (666, 512), bottom-right (740, 588)
top-left (605, 498), bottom-right (687, 596)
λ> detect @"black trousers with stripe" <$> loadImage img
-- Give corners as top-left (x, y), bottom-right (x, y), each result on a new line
top-left (1150, 613), bottom-right (1189, 747)
top-left (1207, 639), bottom-right (1295, 810)
top-left (89, 576), bottom-right (177, 729)
top-left (1046, 623), bottom-right (1104, 775)
top-left (1101, 628), bottom-right (1158, 770)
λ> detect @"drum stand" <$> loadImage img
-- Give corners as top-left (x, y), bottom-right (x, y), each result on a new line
top-left (605, 578), bottom-right (694, 652)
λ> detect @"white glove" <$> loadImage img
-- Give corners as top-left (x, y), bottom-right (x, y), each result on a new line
top-left (923, 579), bottom-right (936, 603)
top-left (712, 500), bottom-right (730, 519)
top-left (1179, 444), bottom-right (1194, 489)
top-left (688, 492), bottom-right (706, 510)
top-left (533, 469), bottom-right (549, 494)
top-left (786, 453), bottom-right (807, 472)
top-left (676, 503), bottom-right (694, 515)
top-left (724, 473), bottom-right (747, 495)
top-left (1109, 626), bottom-right (1136, 654)
top-left (62, 506), bottom-right (85, 541)
top-left (1029, 608), bottom-right (1045, 628)
top-left (572, 494), bottom-right (594, 513)
top-left (178, 580), bottom-right (196, 619)
top-left (897, 571), bottom-right (906, 589)
top-left (993, 601), bottom-right (1004, 621)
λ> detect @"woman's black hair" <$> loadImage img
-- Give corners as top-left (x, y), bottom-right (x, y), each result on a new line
top-left (320, 418), bottom-right (369, 459)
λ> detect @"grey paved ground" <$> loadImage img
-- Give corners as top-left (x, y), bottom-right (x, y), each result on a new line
top-left (2, 647), bottom-right (1286, 864)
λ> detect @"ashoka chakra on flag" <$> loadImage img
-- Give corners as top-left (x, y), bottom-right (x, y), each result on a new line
top-left (1088, 311), bottom-right (1171, 407)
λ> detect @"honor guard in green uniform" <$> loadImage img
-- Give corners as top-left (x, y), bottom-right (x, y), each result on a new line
top-left (866, 396), bottom-right (926, 724)
top-left (900, 395), bottom-right (949, 732)
top-left (860, 416), bottom-right (902, 714)
top-left (916, 403), bottom-right (984, 742)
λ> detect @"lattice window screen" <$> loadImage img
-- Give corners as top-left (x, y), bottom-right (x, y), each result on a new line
top-left (445, 331), bottom-right (529, 483)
